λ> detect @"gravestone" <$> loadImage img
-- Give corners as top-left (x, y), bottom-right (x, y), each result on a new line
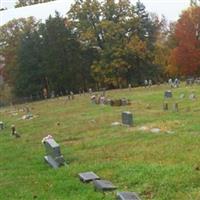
top-left (43, 138), bottom-right (65, 169)
top-left (163, 102), bottom-right (168, 111)
top-left (78, 172), bottom-right (100, 183)
top-left (117, 192), bottom-right (141, 200)
top-left (189, 92), bottom-right (196, 100)
top-left (93, 180), bottom-right (117, 192)
top-left (0, 121), bottom-right (4, 130)
top-left (179, 93), bottom-right (185, 99)
top-left (164, 90), bottom-right (172, 98)
top-left (122, 111), bottom-right (133, 126)
top-left (173, 103), bottom-right (178, 112)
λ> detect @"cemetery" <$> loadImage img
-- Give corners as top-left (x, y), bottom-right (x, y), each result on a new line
top-left (1, 83), bottom-right (200, 200)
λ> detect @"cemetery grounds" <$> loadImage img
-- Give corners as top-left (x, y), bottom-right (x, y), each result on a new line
top-left (1, 83), bottom-right (200, 200)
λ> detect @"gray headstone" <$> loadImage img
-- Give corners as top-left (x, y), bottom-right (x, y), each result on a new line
top-left (117, 192), bottom-right (141, 200)
top-left (179, 93), bottom-right (185, 99)
top-left (0, 121), bottom-right (4, 130)
top-left (122, 111), bottom-right (133, 126)
top-left (43, 138), bottom-right (65, 168)
top-left (164, 90), bottom-right (172, 98)
top-left (78, 172), bottom-right (100, 182)
top-left (93, 180), bottom-right (117, 192)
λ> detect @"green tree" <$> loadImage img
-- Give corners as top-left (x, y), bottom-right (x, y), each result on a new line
top-left (15, 0), bottom-right (56, 8)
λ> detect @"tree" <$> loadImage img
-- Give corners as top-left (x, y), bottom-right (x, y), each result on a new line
top-left (0, 17), bottom-right (38, 85)
top-left (168, 7), bottom-right (200, 76)
top-left (68, 0), bottom-right (163, 87)
top-left (15, 0), bottom-right (56, 8)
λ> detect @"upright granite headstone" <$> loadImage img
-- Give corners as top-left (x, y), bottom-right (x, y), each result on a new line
top-left (122, 111), bottom-right (133, 126)
top-left (43, 138), bottom-right (65, 169)
top-left (173, 103), bottom-right (178, 112)
top-left (0, 121), bottom-right (4, 130)
top-left (164, 90), bottom-right (172, 98)
top-left (117, 192), bottom-right (141, 200)
top-left (163, 102), bottom-right (168, 111)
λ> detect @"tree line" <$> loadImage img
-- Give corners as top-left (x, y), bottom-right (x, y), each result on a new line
top-left (0, 0), bottom-right (200, 99)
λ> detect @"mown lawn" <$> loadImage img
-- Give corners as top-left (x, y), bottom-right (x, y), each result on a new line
top-left (1, 83), bottom-right (200, 200)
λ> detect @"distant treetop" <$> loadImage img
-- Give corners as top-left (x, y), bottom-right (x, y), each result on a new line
top-left (15, 0), bottom-right (56, 8)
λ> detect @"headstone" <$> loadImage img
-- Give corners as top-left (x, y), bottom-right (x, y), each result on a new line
top-left (117, 192), bottom-right (141, 200)
top-left (93, 180), bottom-right (117, 192)
top-left (111, 99), bottom-right (122, 106)
top-left (0, 121), bottom-right (4, 130)
top-left (43, 138), bottom-right (65, 169)
top-left (122, 111), bottom-right (133, 126)
top-left (189, 92), bottom-right (196, 100)
top-left (11, 125), bottom-right (16, 135)
top-left (163, 102), bottom-right (168, 111)
top-left (179, 93), bottom-right (185, 99)
top-left (78, 172), bottom-right (100, 183)
top-left (164, 90), bottom-right (172, 98)
top-left (173, 103), bottom-right (178, 112)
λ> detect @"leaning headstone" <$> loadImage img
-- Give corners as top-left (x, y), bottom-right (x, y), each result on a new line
top-left (78, 172), bottom-right (100, 183)
top-left (163, 102), bottom-right (168, 111)
top-left (43, 137), bottom-right (65, 169)
top-left (0, 121), bottom-right (4, 130)
top-left (93, 180), bottom-right (117, 192)
top-left (117, 192), bottom-right (141, 200)
top-left (122, 111), bottom-right (133, 126)
top-left (173, 103), bottom-right (178, 112)
top-left (164, 90), bottom-right (172, 98)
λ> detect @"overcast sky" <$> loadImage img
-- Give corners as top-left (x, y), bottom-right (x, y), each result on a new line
top-left (0, 0), bottom-right (190, 26)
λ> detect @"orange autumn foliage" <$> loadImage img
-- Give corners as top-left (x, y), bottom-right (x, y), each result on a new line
top-left (169, 7), bottom-right (200, 76)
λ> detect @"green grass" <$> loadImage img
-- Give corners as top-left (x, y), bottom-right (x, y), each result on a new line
top-left (1, 83), bottom-right (200, 200)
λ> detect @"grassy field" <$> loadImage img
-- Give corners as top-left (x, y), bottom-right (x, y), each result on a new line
top-left (1, 83), bottom-right (200, 200)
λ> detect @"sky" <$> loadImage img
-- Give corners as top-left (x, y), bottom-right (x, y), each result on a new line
top-left (0, 0), bottom-right (190, 26)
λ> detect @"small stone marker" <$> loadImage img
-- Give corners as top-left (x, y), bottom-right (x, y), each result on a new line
top-left (173, 103), bottom-right (178, 112)
top-left (117, 192), bottom-right (141, 200)
top-left (179, 93), bottom-right (185, 99)
top-left (122, 111), bottom-right (133, 126)
top-left (93, 180), bottom-right (117, 192)
top-left (78, 172), bottom-right (100, 183)
top-left (43, 137), bottom-right (65, 169)
top-left (164, 90), bottom-right (172, 98)
top-left (0, 121), bottom-right (4, 130)
top-left (189, 92), bottom-right (196, 100)
top-left (163, 102), bottom-right (168, 111)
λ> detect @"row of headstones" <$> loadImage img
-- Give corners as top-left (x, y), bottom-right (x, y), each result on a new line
top-left (43, 137), bottom-right (140, 200)
top-left (79, 171), bottom-right (141, 200)
top-left (91, 96), bottom-right (131, 107)
top-left (164, 90), bottom-right (196, 99)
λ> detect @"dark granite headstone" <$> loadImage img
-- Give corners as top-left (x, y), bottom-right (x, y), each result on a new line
top-left (117, 192), bottom-right (141, 200)
top-left (78, 172), bottom-right (100, 183)
top-left (0, 121), bottom-right (4, 130)
top-left (164, 90), bottom-right (172, 98)
top-left (43, 138), bottom-right (65, 169)
top-left (163, 102), bottom-right (168, 111)
top-left (93, 180), bottom-right (117, 192)
top-left (173, 103), bottom-right (178, 112)
top-left (122, 111), bottom-right (133, 126)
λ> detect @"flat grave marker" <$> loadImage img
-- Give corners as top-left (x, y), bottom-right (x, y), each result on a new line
top-left (93, 180), bottom-right (117, 192)
top-left (117, 192), bottom-right (141, 200)
top-left (78, 171), bottom-right (100, 183)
